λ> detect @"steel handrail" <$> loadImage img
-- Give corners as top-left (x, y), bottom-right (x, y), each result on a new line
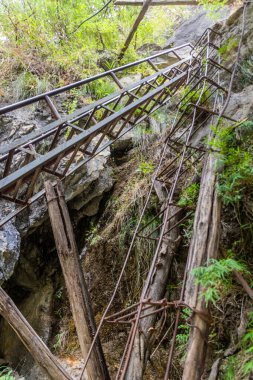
top-left (0, 43), bottom-right (193, 115)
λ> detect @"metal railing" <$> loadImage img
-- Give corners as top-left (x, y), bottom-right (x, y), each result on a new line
top-left (0, 44), bottom-right (194, 226)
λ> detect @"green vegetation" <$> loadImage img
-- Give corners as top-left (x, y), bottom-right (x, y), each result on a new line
top-left (192, 256), bottom-right (250, 305)
top-left (238, 55), bottom-right (253, 86)
top-left (0, 0), bottom-right (189, 99)
top-left (179, 84), bottom-right (211, 111)
top-left (0, 366), bottom-right (15, 380)
top-left (241, 312), bottom-right (253, 376)
top-left (218, 37), bottom-right (239, 60)
top-left (137, 161), bottom-right (155, 175)
top-left (177, 183), bottom-right (200, 208)
top-left (198, 0), bottom-right (228, 13)
top-left (220, 312), bottom-right (253, 379)
top-left (208, 120), bottom-right (253, 205)
top-left (176, 308), bottom-right (191, 361)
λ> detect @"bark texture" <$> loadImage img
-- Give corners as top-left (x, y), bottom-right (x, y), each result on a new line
top-left (45, 180), bottom-right (109, 380)
top-left (125, 204), bottom-right (181, 380)
top-left (182, 154), bottom-right (221, 380)
top-left (0, 287), bottom-right (72, 380)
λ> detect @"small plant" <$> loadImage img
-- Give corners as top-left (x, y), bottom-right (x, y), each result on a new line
top-left (53, 332), bottom-right (65, 352)
top-left (221, 356), bottom-right (237, 380)
top-left (12, 71), bottom-right (50, 100)
top-left (0, 366), bottom-right (15, 380)
top-left (238, 55), bottom-right (253, 86)
top-left (87, 224), bottom-right (102, 247)
top-left (64, 126), bottom-right (72, 140)
top-left (242, 311), bottom-right (253, 376)
top-left (177, 183), bottom-right (200, 208)
top-left (218, 37), bottom-right (239, 60)
top-left (192, 256), bottom-right (250, 305)
top-left (63, 98), bottom-right (78, 114)
top-left (137, 161), bottom-right (154, 175)
top-left (208, 120), bottom-right (253, 205)
top-left (176, 308), bottom-right (191, 361)
top-left (179, 84), bottom-right (211, 111)
top-left (87, 78), bottom-right (116, 99)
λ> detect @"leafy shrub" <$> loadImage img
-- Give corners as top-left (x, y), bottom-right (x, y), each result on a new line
top-left (137, 161), bottom-right (154, 175)
top-left (179, 84), bottom-right (211, 111)
top-left (192, 257), bottom-right (250, 305)
top-left (0, 366), bottom-right (15, 380)
top-left (242, 311), bottom-right (253, 376)
top-left (176, 308), bottom-right (191, 361)
top-left (12, 71), bottom-right (50, 100)
top-left (87, 79), bottom-right (117, 99)
top-left (209, 120), bottom-right (253, 205)
top-left (218, 37), bottom-right (239, 60)
top-left (220, 312), bottom-right (253, 379)
top-left (177, 183), bottom-right (200, 208)
top-left (238, 55), bottom-right (253, 86)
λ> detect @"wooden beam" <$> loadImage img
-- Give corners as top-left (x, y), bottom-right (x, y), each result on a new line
top-left (115, 0), bottom-right (198, 5)
top-left (182, 154), bottom-right (221, 380)
top-left (0, 287), bottom-right (72, 380)
top-left (45, 180), bottom-right (110, 380)
top-left (118, 0), bottom-right (153, 61)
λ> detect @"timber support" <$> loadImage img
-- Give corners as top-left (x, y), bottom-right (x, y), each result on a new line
top-left (0, 287), bottom-right (72, 380)
top-left (45, 180), bottom-right (110, 380)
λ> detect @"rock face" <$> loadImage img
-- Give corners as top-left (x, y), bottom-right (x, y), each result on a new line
top-left (0, 213), bottom-right (20, 285)
top-left (0, 3), bottom-right (252, 378)
top-left (0, 100), bottom-right (115, 378)
top-left (164, 6), bottom-right (232, 48)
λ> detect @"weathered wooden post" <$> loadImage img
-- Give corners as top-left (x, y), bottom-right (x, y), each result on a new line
top-left (182, 154), bottom-right (221, 380)
top-left (0, 287), bottom-right (72, 380)
top-left (125, 205), bottom-right (182, 380)
top-left (45, 180), bottom-right (110, 380)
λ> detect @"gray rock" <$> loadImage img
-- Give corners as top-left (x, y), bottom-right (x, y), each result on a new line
top-left (120, 74), bottom-right (142, 88)
top-left (0, 216), bottom-right (20, 285)
top-left (164, 6), bottom-right (231, 49)
top-left (226, 85), bottom-right (253, 120)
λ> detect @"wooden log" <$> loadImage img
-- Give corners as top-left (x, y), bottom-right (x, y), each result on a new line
top-left (45, 180), bottom-right (110, 380)
top-left (182, 154), bottom-right (221, 380)
top-left (118, 0), bottom-right (153, 61)
top-left (0, 287), bottom-right (72, 380)
top-left (125, 205), bottom-right (182, 380)
top-left (115, 0), bottom-right (198, 5)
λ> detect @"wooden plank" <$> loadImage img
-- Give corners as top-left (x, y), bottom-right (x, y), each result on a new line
top-left (45, 180), bottom-right (110, 380)
top-left (115, 0), bottom-right (198, 5)
top-left (0, 287), bottom-right (72, 380)
top-left (125, 205), bottom-right (182, 380)
top-left (182, 154), bottom-right (221, 380)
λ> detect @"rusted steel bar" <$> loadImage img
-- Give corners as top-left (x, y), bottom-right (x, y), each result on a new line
top-left (0, 72), bottom-right (187, 195)
top-left (44, 95), bottom-right (61, 119)
top-left (0, 46), bottom-right (192, 115)
top-left (115, 0), bottom-right (198, 5)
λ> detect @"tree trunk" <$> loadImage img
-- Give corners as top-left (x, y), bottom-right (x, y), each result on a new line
top-left (45, 180), bottom-right (110, 380)
top-left (118, 0), bottom-right (153, 61)
top-left (0, 287), bottom-right (72, 380)
top-left (125, 204), bottom-right (182, 380)
top-left (182, 154), bottom-right (221, 380)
